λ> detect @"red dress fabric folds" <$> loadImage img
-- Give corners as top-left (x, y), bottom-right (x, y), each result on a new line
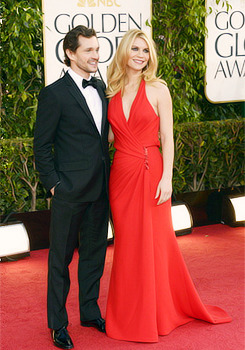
top-left (106, 80), bottom-right (231, 343)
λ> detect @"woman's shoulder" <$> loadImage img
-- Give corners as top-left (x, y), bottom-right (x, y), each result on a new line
top-left (145, 80), bottom-right (170, 97)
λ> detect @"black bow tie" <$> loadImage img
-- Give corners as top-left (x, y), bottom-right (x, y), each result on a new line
top-left (82, 77), bottom-right (98, 89)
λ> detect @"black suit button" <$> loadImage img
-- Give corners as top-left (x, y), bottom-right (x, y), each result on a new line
top-left (102, 157), bottom-right (105, 161)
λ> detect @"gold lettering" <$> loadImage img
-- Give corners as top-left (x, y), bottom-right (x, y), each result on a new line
top-left (77, 0), bottom-right (121, 6)
top-left (106, 0), bottom-right (114, 6)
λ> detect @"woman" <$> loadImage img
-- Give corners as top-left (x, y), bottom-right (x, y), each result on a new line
top-left (105, 29), bottom-right (231, 343)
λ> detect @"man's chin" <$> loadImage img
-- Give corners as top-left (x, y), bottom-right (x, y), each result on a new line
top-left (87, 64), bottom-right (98, 72)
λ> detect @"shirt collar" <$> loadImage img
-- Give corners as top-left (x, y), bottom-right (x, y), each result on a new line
top-left (68, 68), bottom-right (92, 87)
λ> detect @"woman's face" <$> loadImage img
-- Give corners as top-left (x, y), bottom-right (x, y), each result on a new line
top-left (126, 37), bottom-right (150, 72)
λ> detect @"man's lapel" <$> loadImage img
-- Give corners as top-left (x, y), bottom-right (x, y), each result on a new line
top-left (96, 82), bottom-right (107, 135)
top-left (63, 72), bottom-right (99, 132)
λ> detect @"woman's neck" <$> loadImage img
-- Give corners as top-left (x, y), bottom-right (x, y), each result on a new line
top-left (125, 70), bottom-right (142, 89)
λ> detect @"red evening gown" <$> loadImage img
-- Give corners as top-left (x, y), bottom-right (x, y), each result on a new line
top-left (106, 80), bottom-right (231, 343)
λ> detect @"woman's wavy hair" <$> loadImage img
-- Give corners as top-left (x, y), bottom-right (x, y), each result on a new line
top-left (106, 29), bottom-right (165, 98)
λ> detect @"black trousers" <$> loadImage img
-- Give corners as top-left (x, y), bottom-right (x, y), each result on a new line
top-left (47, 189), bottom-right (109, 330)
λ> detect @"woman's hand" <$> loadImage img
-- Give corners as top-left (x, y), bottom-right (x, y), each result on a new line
top-left (155, 177), bottom-right (172, 205)
top-left (108, 125), bottom-right (114, 143)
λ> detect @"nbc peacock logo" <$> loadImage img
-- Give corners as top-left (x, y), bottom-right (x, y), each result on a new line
top-left (77, 0), bottom-right (121, 7)
top-left (78, 0), bottom-right (96, 6)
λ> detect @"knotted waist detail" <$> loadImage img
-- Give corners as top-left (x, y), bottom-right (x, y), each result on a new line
top-left (143, 147), bottom-right (149, 170)
top-left (115, 144), bottom-right (159, 170)
top-left (143, 145), bottom-right (159, 169)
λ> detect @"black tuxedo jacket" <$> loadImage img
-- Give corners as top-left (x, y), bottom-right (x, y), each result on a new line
top-left (34, 72), bottom-right (110, 202)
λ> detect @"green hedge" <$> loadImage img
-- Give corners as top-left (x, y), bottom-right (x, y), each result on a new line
top-left (173, 119), bottom-right (244, 193)
top-left (0, 138), bottom-right (46, 215)
top-left (1, 119), bottom-right (244, 216)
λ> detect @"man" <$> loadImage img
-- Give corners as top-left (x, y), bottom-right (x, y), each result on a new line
top-left (34, 25), bottom-right (110, 349)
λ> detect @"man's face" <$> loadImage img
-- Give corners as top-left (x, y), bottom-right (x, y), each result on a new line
top-left (66, 35), bottom-right (99, 78)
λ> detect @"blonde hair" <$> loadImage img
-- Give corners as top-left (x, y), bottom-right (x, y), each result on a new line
top-left (106, 29), bottom-right (166, 98)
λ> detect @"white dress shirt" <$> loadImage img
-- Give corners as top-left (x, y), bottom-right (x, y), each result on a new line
top-left (68, 68), bottom-right (103, 134)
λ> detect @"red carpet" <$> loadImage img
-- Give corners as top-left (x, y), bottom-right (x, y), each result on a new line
top-left (1, 224), bottom-right (244, 350)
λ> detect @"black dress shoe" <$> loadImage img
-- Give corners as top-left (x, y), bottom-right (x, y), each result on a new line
top-left (81, 317), bottom-right (106, 333)
top-left (52, 326), bottom-right (74, 349)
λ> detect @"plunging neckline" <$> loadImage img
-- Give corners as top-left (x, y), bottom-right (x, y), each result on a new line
top-left (120, 80), bottom-right (144, 123)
